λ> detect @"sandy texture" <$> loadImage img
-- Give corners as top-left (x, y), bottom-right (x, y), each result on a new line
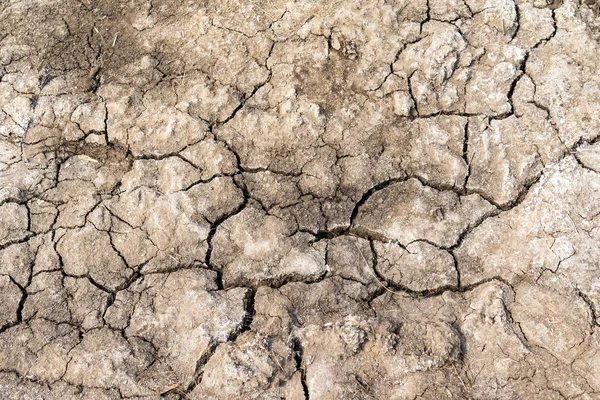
top-left (1, 0), bottom-right (600, 398)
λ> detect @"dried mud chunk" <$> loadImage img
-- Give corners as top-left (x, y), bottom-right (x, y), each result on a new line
top-left (457, 157), bottom-right (600, 295)
top-left (274, 1), bottom-right (423, 91)
top-left (0, 87), bottom-right (33, 129)
top-left (325, 236), bottom-right (379, 288)
top-left (572, 335), bottom-right (600, 394)
top-left (243, 171), bottom-right (301, 209)
top-left (215, 95), bottom-right (328, 175)
top-left (0, 239), bottom-right (38, 286)
top-left (70, 101), bottom-right (106, 134)
top-left (212, 207), bottom-right (326, 288)
top-left (335, 115), bottom-right (468, 196)
top-left (23, 272), bottom-right (110, 330)
top-left (272, 196), bottom-right (328, 233)
top-left (511, 97), bottom-right (565, 166)
top-left (100, 84), bottom-right (144, 145)
top-left (575, 141), bottom-right (600, 173)
top-left (461, 0), bottom-right (518, 46)
top-left (297, 146), bottom-right (340, 198)
top-left (0, 275), bottom-right (22, 329)
top-left (179, 137), bottom-right (238, 180)
top-left (58, 154), bottom-right (129, 193)
top-left (108, 177), bottom-right (243, 273)
top-left (513, 282), bottom-right (589, 361)
top-left (395, 320), bottom-right (462, 372)
top-left (0, 155), bottom-right (56, 204)
top-left (105, 186), bottom-right (158, 228)
top-left (0, 202), bottom-right (29, 246)
top-left (140, 198), bottom-right (209, 271)
top-left (512, 1), bottom-right (556, 48)
top-left (402, 116), bottom-right (469, 188)
top-left (126, 107), bottom-right (207, 157)
top-left (120, 157), bottom-right (203, 194)
top-left (370, 281), bottom-right (578, 397)
top-left (0, 318), bottom-right (80, 383)
top-left (175, 72), bottom-right (242, 123)
top-left (394, 21), bottom-right (468, 115)
top-left (149, 13), bottom-right (272, 93)
top-left (458, 281), bottom-right (534, 393)
top-left (353, 178), bottom-right (496, 247)
top-left (466, 115), bottom-right (544, 206)
top-left (121, 270), bottom-right (250, 388)
top-left (109, 222), bottom-right (157, 268)
top-left (429, 0), bottom-right (472, 21)
top-left (21, 271), bottom-right (69, 324)
top-left (210, 0), bottom-right (287, 37)
top-left (374, 241), bottom-right (458, 292)
top-left (526, 20), bottom-right (600, 146)
top-left (0, 109), bottom-right (25, 142)
top-left (63, 277), bottom-right (111, 329)
top-left (465, 61), bottom-right (521, 116)
top-left (43, 180), bottom-right (99, 228)
top-left (28, 198), bottom-right (59, 233)
top-left (63, 328), bottom-right (165, 397)
top-left (0, 372), bottom-right (105, 400)
top-left (56, 225), bottom-right (132, 290)
top-left (183, 176), bottom-right (245, 223)
top-left (252, 277), bottom-right (375, 336)
top-left (296, 316), bottom-right (461, 398)
top-left (191, 332), bottom-right (304, 400)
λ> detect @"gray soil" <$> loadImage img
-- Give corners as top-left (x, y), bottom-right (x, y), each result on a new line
top-left (1, 0), bottom-right (600, 398)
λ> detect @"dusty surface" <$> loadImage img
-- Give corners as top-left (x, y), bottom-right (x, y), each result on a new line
top-left (1, 0), bottom-right (600, 398)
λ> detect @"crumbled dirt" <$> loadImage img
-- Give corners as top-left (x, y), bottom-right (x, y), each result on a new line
top-left (1, 0), bottom-right (600, 398)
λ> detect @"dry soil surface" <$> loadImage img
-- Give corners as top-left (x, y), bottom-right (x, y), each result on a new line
top-left (1, 0), bottom-right (600, 399)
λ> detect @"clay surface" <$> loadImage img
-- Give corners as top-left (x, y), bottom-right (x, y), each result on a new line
top-left (1, 0), bottom-right (600, 398)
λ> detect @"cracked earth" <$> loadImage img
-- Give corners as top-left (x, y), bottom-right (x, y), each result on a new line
top-left (1, 0), bottom-right (600, 398)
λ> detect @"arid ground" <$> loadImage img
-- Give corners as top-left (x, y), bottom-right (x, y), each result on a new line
top-left (1, 0), bottom-right (600, 398)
